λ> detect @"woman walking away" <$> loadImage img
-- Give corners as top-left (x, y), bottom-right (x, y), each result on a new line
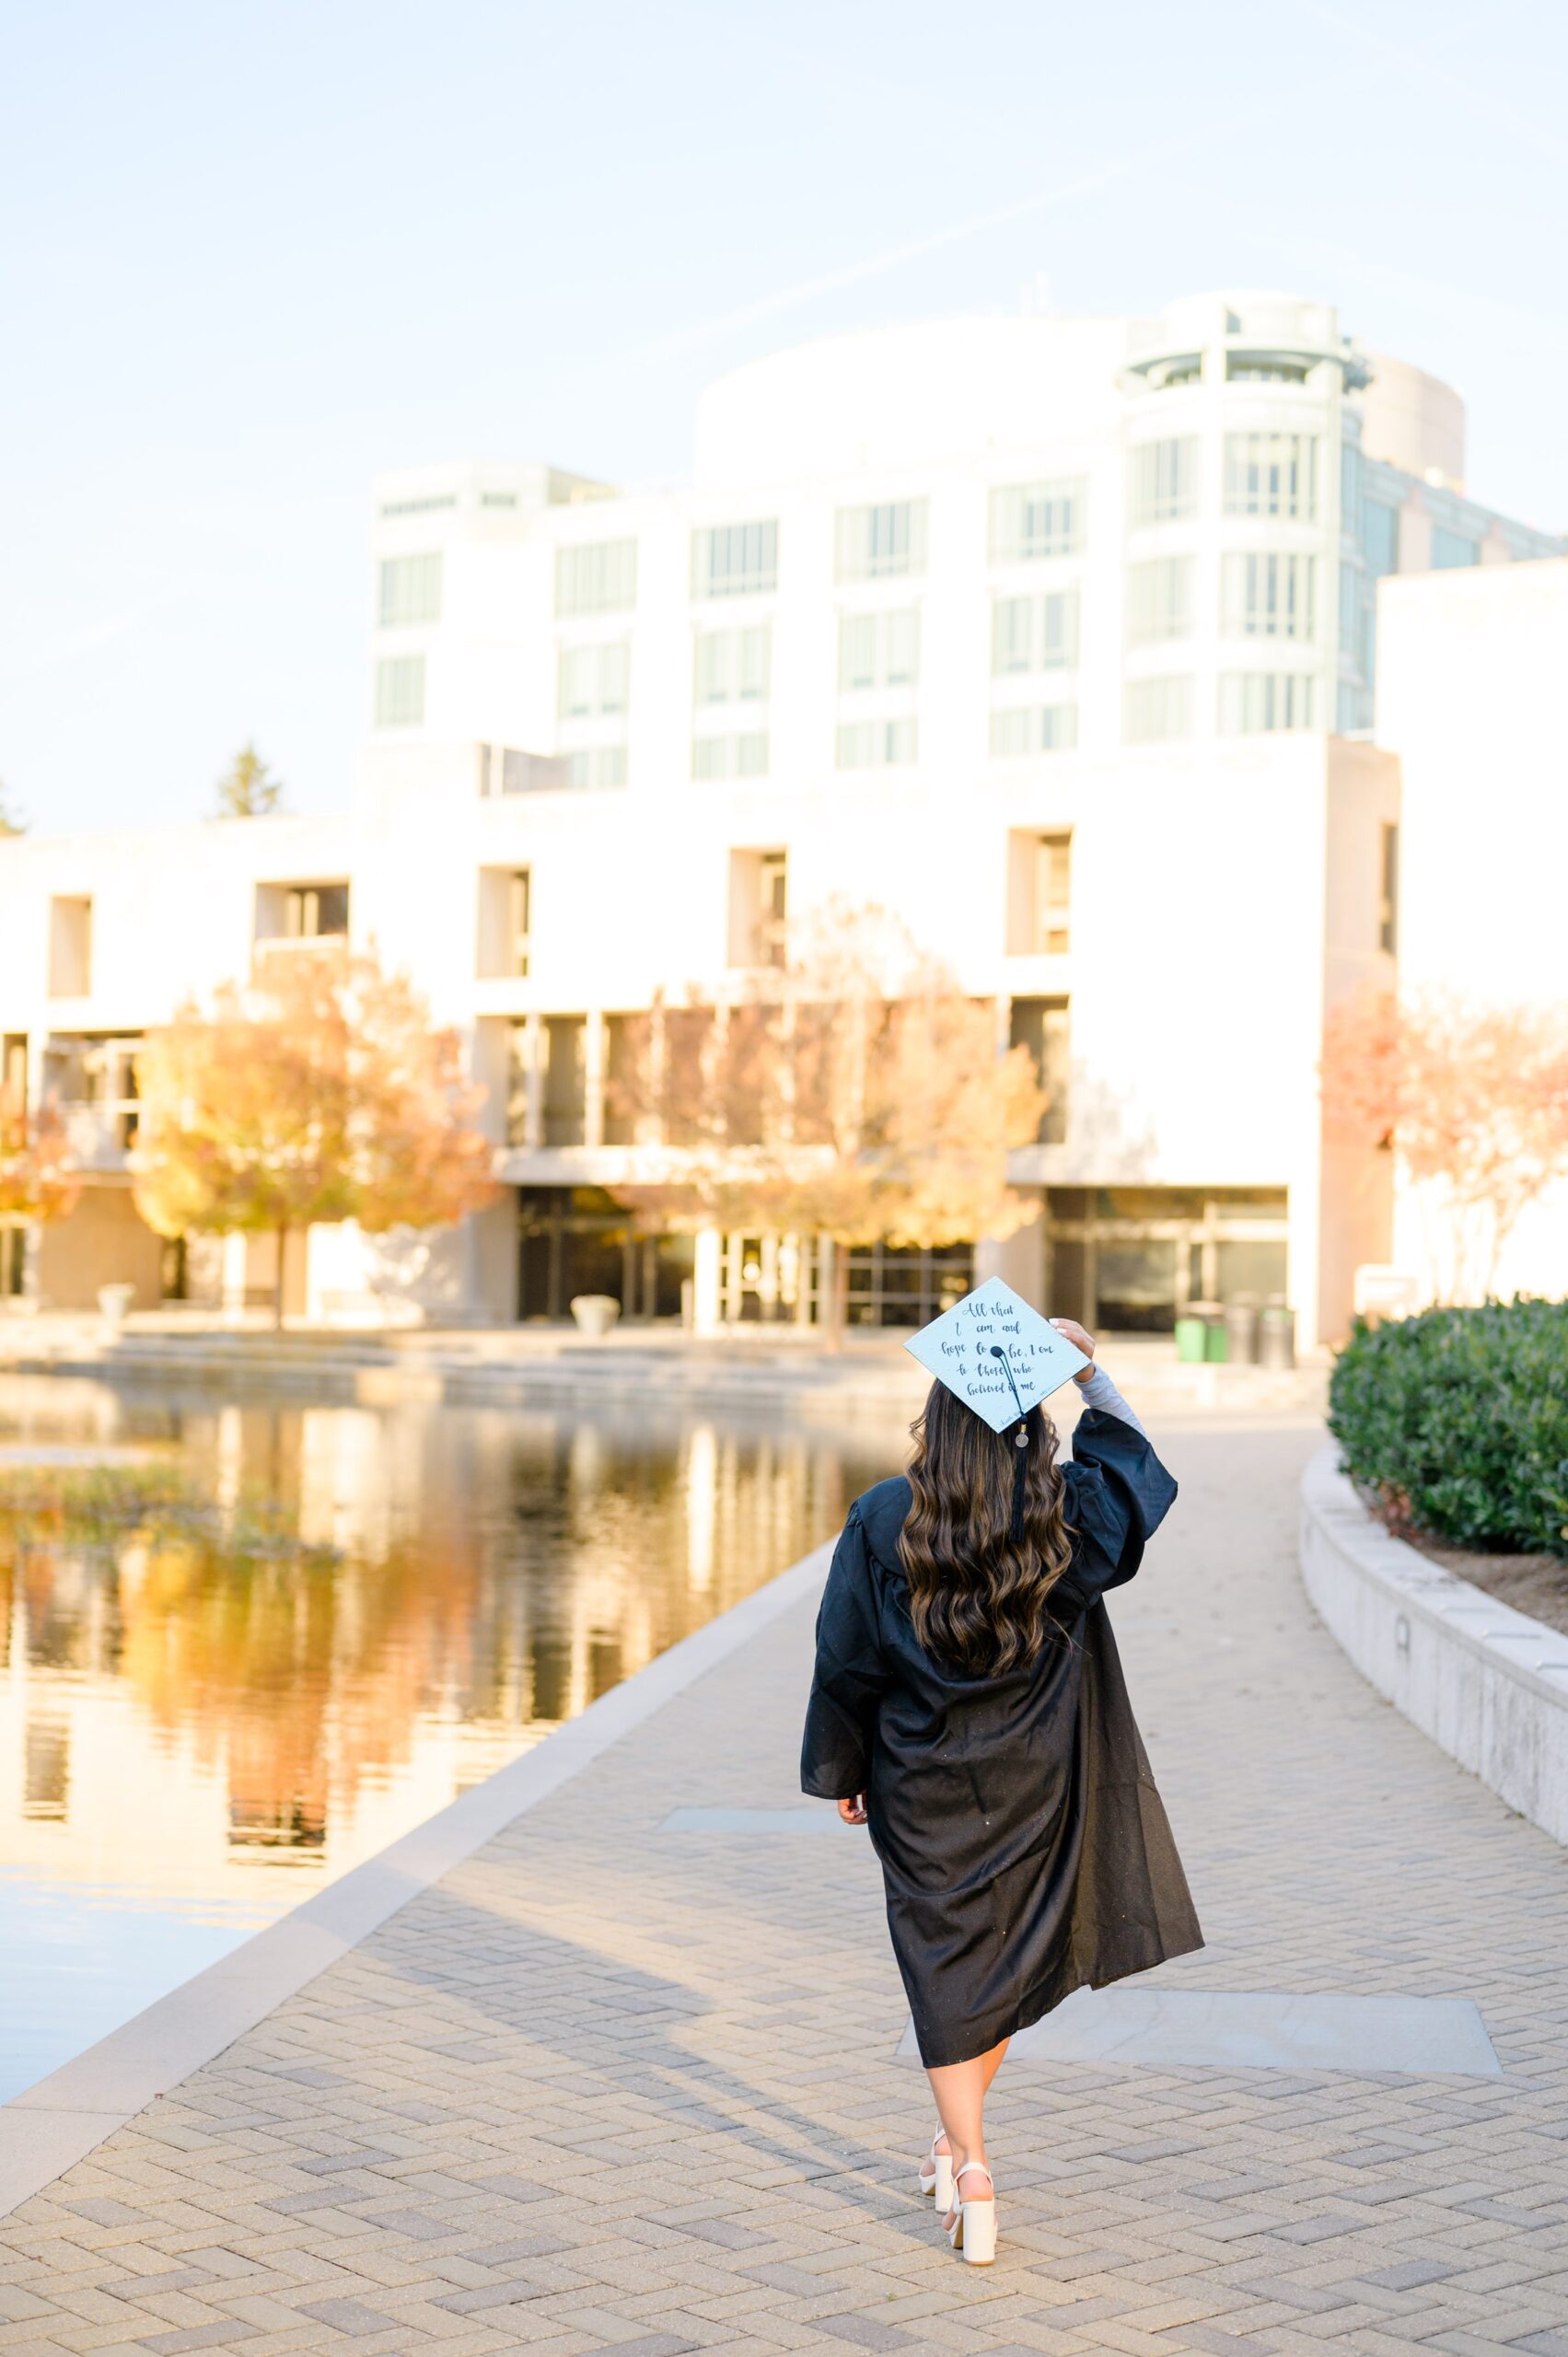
top-left (800, 1292), bottom-right (1202, 2265)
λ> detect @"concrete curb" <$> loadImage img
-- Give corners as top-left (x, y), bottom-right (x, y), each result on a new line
top-left (0, 1536), bottom-right (834, 2223)
top-left (1300, 1443), bottom-right (1568, 1848)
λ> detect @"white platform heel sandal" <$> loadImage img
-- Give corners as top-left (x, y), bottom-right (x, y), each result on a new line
top-left (917, 2125), bottom-right (953, 2210)
top-left (944, 2161), bottom-right (996, 2265)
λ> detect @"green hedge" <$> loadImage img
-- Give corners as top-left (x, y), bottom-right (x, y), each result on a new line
top-left (1329, 1297), bottom-right (1568, 1562)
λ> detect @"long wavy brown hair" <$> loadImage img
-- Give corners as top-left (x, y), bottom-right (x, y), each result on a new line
top-left (898, 1380), bottom-right (1074, 1676)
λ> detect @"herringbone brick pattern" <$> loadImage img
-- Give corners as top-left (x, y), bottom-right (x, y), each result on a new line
top-left (2, 1419), bottom-right (1565, 2355)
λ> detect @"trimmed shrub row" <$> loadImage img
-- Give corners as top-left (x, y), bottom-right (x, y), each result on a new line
top-left (1329, 1296), bottom-right (1568, 1562)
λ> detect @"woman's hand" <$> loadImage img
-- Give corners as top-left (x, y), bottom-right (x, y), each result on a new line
top-left (838, 1794), bottom-right (867, 1826)
top-left (1051, 1318), bottom-right (1098, 1384)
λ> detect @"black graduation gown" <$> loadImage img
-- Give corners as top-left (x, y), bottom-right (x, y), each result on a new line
top-left (799, 1409), bottom-right (1202, 2068)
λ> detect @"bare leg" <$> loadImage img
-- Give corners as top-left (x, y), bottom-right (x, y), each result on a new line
top-left (926, 2037), bottom-right (1007, 2218)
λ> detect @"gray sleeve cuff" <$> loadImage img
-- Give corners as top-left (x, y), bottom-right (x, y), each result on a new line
top-left (1075, 1364), bottom-right (1147, 1437)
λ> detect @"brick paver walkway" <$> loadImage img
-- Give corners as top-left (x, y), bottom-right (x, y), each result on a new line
top-left (3, 1417), bottom-right (1566, 2356)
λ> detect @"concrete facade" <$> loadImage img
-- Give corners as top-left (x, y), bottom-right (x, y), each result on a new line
top-left (1, 291), bottom-right (1560, 1344)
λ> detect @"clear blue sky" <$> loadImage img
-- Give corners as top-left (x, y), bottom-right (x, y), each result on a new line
top-left (3, 0), bottom-right (1564, 835)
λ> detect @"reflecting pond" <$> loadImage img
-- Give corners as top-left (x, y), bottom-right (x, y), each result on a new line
top-left (0, 1371), bottom-right (900, 2101)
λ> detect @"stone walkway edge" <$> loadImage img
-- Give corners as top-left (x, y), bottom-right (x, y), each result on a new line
top-left (0, 1536), bottom-right (833, 2223)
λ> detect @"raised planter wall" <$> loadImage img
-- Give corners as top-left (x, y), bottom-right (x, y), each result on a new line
top-left (1300, 1444), bottom-right (1568, 1848)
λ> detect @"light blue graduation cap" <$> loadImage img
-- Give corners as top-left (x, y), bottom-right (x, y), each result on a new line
top-left (904, 1275), bottom-right (1089, 1434)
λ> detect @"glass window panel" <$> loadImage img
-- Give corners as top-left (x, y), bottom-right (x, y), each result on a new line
top-left (1217, 672), bottom-right (1317, 734)
top-left (1431, 527), bottom-right (1481, 569)
top-left (563, 743), bottom-right (628, 787)
top-left (1129, 437), bottom-right (1199, 526)
top-left (374, 655), bottom-right (424, 728)
top-left (555, 538), bottom-right (638, 616)
top-left (1221, 553), bottom-right (1316, 638)
top-left (834, 500), bottom-right (928, 581)
top-left (377, 552), bottom-right (443, 629)
top-left (989, 704), bottom-right (1077, 757)
top-left (1362, 501), bottom-right (1400, 578)
top-left (692, 519), bottom-right (779, 598)
top-left (989, 477), bottom-right (1086, 561)
top-left (1122, 675), bottom-right (1193, 743)
top-left (1126, 555), bottom-right (1194, 643)
top-left (1223, 433), bottom-right (1318, 520)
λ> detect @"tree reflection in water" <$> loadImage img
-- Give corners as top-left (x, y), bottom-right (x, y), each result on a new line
top-left (0, 1383), bottom-right (898, 1909)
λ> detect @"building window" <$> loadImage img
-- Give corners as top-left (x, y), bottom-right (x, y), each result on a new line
top-left (989, 705), bottom-right (1078, 757)
top-left (1010, 997), bottom-right (1070, 1144)
top-left (47, 897), bottom-right (92, 997)
top-left (1223, 433), bottom-right (1318, 520)
top-left (1125, 556), bottom-right (1194, 644)
top-left (1123, 676), bottom-right (1193, 743)
top-left (692, 520), bottom-right (779, 598)
top-left (835, 717), bottom-right (918, 769)
top-left (285, 883), bottom-right (349, 938)
top-left (1128, 437), bottom-right (1199, 526)
top-left (728, 848), bottom-right (788, 968)
top-left (555, 538), bottom-right (638, 616)
top-left (1379, 822), bottom-right (1399, 955)
top-left (478, 868), bottom-right (531, 978)
top-left (1340, 440), bottom-right (1362, 532)
top-left (989, 478), bottom-right (1086, 562)
top-left (1226, 356), bottom-right (1309, 384)
top-left (1362, 501), bottom-right (1400, 578)
top-left (1007, 831), bottom-right (1072, 955)
top-left (1338, 562), bottom-right (1362, 657)
top-left (480, 489), bottom-right (518, 509)
top-left (844, 1240), bottom-right (974, 1329)
top-left (557, 640), bottom-right (630, 719)
top-left (991, 590), bottom-right (1078, 674)
top-left (375, 655), bottom-right (424, 728)
top-left (1217, 672), bottom-right (1316, 734)
top-left (694, 624), bottom-right (771, 705)
top-left (542, 1016), bottom-right (587, 1146)
top-left (834, 499), bottom-right (927, 582)
top-left (377, 552), bottom-right (443, 629)
top-left (563, 745), bottom-right (628, 789)
top-left (692, 731), bottom-right (770, 780)
top-left (1221, 552), bottom-right (1317, 638)
top-left (1431, 527), bottom-right (1481, 569)
top-left (838, 609), bottom-right (921, 690)
top-left (377, 493), bottom-right (458, 519)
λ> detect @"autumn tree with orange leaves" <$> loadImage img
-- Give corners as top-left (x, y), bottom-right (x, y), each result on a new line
top-left (612, 901), bottom-right (1048, 1340)
top-left (133, 947), bottom-right (496, 1326)
top-left (0, 1096), bottom-right (81, 1257)
top-left (1321, 987), bottom-right (1568, 1305)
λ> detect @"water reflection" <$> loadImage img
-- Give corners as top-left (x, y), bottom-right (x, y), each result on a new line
top-left (0, 1373), bottom-right (899, 2097)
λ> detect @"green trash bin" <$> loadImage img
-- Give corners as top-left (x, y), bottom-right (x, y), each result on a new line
top-left (1176, 1301), bottom-right (1225, 1364)
top-left (1174, 1312), bottom-right (1208, 1364)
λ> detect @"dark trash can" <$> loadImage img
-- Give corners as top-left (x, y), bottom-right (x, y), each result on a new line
top-left (1225, 1295), bottom-right (1260, 1366)
top-left (1259, 1300), bottom-right (1296, 1370)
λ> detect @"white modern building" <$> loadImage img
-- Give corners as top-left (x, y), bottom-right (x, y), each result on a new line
top-left (1, 292), bottom-right (1560, 1345)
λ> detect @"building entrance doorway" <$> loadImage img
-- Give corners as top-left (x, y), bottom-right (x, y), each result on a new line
top-left (1044, 1188), bottom-right (1288, 1332)
top-left (517, 1187), bottom-right (692, 1321)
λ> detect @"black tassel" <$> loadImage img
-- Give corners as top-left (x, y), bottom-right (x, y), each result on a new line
top-left (987, 1344), bottom-right (1033, 1550)
top-left (1009, 1426), bottom-right (1028, 1545)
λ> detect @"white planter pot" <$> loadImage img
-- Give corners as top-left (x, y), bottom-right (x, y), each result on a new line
top-left (97, 1282), bottom-right (136, 1331)
top-left (569, 1294), bottom-right (621, 1338)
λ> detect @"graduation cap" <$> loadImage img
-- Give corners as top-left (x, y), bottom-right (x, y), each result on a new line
top-left (904, 1276), bottom-right (1090, 1541)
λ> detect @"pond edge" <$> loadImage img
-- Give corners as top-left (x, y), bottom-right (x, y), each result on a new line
top-left (0, 1535), bottom-right (835, 2223)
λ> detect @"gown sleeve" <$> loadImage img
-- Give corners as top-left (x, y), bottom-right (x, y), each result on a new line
top-left (1058, 1406), bottom-right (1179, 1606)
top-left (800, 1505), bottom-right (889, 1800)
